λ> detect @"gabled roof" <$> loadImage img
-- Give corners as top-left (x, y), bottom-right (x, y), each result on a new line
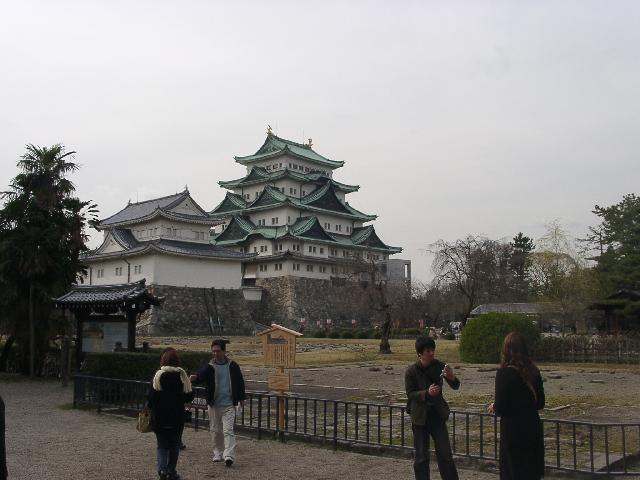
top-left (210, 192), bottom-right (248, 215)
top-left (234, 134), bottom-right (344, 169)
top-left (211, 184), bottom-right (376, 222)
top-left (219, 166), bottom-right (359, 193)
top-left (289, 216), bottom-right (336, 242)
top-left (54, 279), bottom-right (163, 311)
top-left (84, 228), bottom-right (253, 261)
top-left (212, 215), bottom-right (400, 253)
top-left (99, 189), bottom-right (215, 228)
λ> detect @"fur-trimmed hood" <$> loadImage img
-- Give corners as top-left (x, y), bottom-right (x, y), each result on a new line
top-left (152, 366), bottom-right (192, 393)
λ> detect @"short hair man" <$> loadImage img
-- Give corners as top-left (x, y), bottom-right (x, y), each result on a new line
top-left (190, 339), bottom-right (246, 467)
top-left (405, 336), bottom-right (460, 480)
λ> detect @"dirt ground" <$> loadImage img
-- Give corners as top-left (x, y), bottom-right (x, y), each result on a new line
top-left (3, 381), bottom-right (506, 480)
top-left (143, 336), bottom-right (640, 423)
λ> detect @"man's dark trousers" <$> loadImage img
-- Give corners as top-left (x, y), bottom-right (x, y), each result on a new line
top-left (412, 412), bottom-right (459, 480)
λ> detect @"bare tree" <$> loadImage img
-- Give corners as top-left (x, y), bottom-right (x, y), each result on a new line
top-left (429, 235), bottom-right (516, 325)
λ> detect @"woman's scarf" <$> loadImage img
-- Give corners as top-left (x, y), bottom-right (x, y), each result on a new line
top-left (152, 366), bottom-right (192, 394)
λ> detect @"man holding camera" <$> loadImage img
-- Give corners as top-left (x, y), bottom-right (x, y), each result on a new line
top-left (405, 336), bottom-right (460, 480)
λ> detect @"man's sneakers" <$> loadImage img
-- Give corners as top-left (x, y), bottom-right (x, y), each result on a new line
top-left (225, 458), bottom-right (233, 468)
top-left (212, 453), bottom-right (222, 463)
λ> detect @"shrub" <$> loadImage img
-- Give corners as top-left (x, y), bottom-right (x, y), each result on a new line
top-left (355, 329), bottom-right (372, 339)
top-left (459, 313), bottom-right (540, 363)
top-left (341, 330), bottom-right (355, 339)
top-left (311, 330), bottom-right (327, 338)
top-left (83, 351), bottom-right (211, 381)
top-left (328, 331), bottom-right (341, 339)
top-left (400, 328), bottom-right (421, 337)
top-left (535, 336), bottom-right (565, 361)
top-left (441, 332), bottom-right (456, 340)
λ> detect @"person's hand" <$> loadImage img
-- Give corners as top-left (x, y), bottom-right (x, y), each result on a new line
top-left (428, 383), bottom-right (441, 397)
top-left (442, 364), bottom-right (455, 381)
top-left (487, 402), bottom-right (495, 414)
top-left (189, 374), bottom-right (197, 382)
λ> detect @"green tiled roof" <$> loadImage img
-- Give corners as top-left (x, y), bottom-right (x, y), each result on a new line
top-left (219, 167), bottom-right (359, 193)
top-left (212, 215), bottom-right (401, 253)
top-left (210, 184), bottom-right (375, 222)
top-left (210, 192), bottom-right (248, 215)
top-left (234, 134), bottom-right (344, 168)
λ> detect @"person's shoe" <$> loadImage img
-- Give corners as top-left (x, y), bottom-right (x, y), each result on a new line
top-left (225, 458), bottom-right (234, 468)
top-left (212, 453), bottom-right (222, 462)
top-left (158, 471), bottom-right (168, 480)
top-left (167, 472), bottom-right (181, 480)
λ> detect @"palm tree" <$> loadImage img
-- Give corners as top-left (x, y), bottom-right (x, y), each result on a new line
top-left (0, 144), bottom-right (95, 376)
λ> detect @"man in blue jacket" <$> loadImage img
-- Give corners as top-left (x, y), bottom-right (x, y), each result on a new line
top-left (190, 339), bottom-right (246, 467)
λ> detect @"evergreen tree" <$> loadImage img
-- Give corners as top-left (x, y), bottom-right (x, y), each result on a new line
top-left (588, 194), bottom-right (640, 327)
top-left (509, 232), bottom-right (534, 301)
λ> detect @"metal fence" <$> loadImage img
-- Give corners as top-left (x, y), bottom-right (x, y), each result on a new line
top-left (74, 375), bottom-right (640, 477)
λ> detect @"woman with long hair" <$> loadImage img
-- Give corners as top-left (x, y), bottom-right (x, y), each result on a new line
top-left (148, 347), bottom-right (194, 480)
top-left (488, 332), bottom-right (545, 480)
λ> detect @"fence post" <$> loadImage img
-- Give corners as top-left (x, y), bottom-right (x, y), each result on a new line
top-left (333, 401), bottom-right (338, 451)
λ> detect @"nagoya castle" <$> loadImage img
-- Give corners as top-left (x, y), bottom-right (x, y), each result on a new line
top-left (210, 126), bottom-right (403, 284)
top-left (84, 127), bottom-right (409, 335)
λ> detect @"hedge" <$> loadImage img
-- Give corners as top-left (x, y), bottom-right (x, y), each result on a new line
top-left (459, 313), bottom-right (540, 363)
top-left (82, 351), bottom-right (211, 381)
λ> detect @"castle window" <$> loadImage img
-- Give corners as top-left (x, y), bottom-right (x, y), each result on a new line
top-left (319, 247), bottom-right (324, 254)
top-left (306, 264), bottom-right (314, 272)
top-left (331, 266), bottom-right (337, 274)
top-left (319, 266), bottom-right (326, 273)
top-left (97, 268), bottom-right (104, 278)
top-left (293, 263), bottom-right (300, 271)
top-left (115, 267), bottom-right (123, 276)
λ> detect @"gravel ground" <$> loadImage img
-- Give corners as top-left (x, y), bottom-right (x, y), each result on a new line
top-left (2, 381), bottom-right (505, 480)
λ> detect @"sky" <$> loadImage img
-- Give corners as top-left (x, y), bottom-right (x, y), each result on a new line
top-left (1, 0), bottom-right (639, 283)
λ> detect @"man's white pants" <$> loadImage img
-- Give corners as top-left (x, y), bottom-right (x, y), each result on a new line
top-left (208, 405), bottom-right (237, 461)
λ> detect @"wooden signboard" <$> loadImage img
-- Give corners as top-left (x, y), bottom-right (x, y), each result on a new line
top-left (267, 372), bottom-right (291, 391)
top-left (258, 324), bottom-right (302, 369)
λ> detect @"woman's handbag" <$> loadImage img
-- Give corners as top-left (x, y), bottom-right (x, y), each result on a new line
top-left (183, 409), bottom-right (192, 423)
top-left (137, 405), bottom-right (153, 433)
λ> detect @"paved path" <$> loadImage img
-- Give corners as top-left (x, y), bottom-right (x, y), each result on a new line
top-left (3, 380), bottom-right (502, 480)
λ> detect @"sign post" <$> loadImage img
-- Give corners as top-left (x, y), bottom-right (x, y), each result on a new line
top-left (257, 324), bottom-right (302, 438)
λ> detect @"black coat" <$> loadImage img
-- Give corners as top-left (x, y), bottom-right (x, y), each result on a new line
top-left (494, 366), bottom-right (545, 480)
top-left (192, 360), bottom-right (246, 406)
top-left (0, 395), bottom-right (7, 480)
top-left (147, 370), bottom-right (195, 432)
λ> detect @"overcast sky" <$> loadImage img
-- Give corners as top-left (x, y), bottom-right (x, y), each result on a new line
top-left (1, 0), bottom-right (639, 283)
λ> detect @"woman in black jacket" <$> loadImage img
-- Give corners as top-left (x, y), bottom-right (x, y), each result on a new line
top-left (488, 332), bottom-right (545, 480)
top-left (148, 348), bottom-right (194, 480)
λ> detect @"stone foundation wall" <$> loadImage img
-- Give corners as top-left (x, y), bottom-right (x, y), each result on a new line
top-left (137, 277), bottom-right (393, 336)
top-left (137, 285), bottom-right (259, 336)
top-left (256, 276), bottom-right (376, 330)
